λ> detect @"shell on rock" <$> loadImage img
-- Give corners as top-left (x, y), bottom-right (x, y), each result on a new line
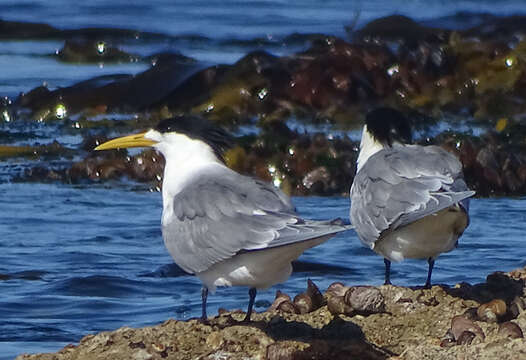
top-left (477, 299), bottom-right (506, 323)
top-left (277, 300), bottom-right (299, 314)
top-left (292, 279), bottom-right (325, 314)
top-left (327, 295), bottom-right (353, 316)
top-left (293, 293), bottom-right (314, 314)
top-left (450, 315), bottom-right (485, 341)
top-left (325, 282), bottom-right (349, 297)
top-left (305, 279), bottom-right (325, 309)
top-left (269, 290), bottom-right (293, 311)
top-left (456, 331), bottom-right (476, 345)
top-left (344, 286), bottom-right (385, 314)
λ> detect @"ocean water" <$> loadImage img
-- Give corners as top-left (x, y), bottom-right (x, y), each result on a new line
top-left (1, 183), bottom-right (525, 360)
top-left (2, 1), bottom-right (526, 359)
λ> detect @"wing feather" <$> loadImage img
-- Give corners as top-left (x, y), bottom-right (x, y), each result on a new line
top-left (164, 165), bottom-right (349, 274)
top-left (350, 144), bottom-right (474, 248)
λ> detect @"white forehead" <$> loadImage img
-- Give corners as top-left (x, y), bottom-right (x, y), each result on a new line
top-left (144, 129), bottom-right (163, 142)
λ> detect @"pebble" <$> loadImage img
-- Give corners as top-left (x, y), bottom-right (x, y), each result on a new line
top-left (132, 349), bottom-right (153, 360)
top-left (266, 342), bottom-right (298, 360)
top-left (498, 322), bottom-right (524, 339)
top-left (206, 332), bottom-right (224, 349)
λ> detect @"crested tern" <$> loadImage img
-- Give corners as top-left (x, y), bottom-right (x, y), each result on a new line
top-left (95, 115), bottom-right (351, 321)
top-left (350, 108), bottom-right (474, 287)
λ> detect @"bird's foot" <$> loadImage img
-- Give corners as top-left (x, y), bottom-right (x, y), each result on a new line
top-left (239, 314), bottom-right (253, 324)
top-left (198, 316), bottom-right (211, 325)
top-left (188, 315), bottom-right (211, 325)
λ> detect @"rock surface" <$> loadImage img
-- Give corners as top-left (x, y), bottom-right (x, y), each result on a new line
top-left (17, 267), bottom-right (526, 360)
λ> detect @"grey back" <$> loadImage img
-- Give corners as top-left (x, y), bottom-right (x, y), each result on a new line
top-left (350, 144), bottom-right (474, 248)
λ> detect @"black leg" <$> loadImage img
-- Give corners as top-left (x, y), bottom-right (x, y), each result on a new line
top-left (384, 258), bottom-right (392, 285)
top-left (425, 258), bottom-right (435, 289)
top-left (201, 287), bottom-right (208, 321)
top-left (243, 288), bottom-right (257, 322)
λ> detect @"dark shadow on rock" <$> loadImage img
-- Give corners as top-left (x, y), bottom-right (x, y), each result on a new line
top-left (258, 316), bottom-right (393, 359)
top-left (267, 338), bottom-right (391, 360)
top-left (443, 272), bottom-right (525, 304)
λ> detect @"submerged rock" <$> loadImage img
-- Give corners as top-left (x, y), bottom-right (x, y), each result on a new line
top-left (7, 118), bottom-right (526, 197)
top-left (0, 19), bottom-right (171, 41)
top-left (13, 52), bottom-right (200, 120)
top-left (56, 39), bottom-right (139, 63)
top-left (5, 14), bottom-right (526, 197)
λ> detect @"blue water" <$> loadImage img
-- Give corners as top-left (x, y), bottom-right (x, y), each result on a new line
top-left (1, 183), bottom-right (526, 359)
top-left (2, 1), bottom-right (526, 359)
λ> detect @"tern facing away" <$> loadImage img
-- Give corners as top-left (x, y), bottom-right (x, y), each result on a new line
top-left (95, 116), bottom-right (352, 321)
top-left (350, 108), bottom-right (474, 287)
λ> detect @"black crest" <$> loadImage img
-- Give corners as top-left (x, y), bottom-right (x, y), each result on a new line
top-left (155, 116), bottom-right (234, 162)
top-left (365, 107), bottom-right (412, 146)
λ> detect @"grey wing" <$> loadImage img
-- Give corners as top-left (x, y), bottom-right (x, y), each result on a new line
top-left (164, 166), bottom-right (349, 274)
top-left (350, 145), bottom-right (474, 248)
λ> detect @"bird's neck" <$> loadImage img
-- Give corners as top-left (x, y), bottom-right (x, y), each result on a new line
top-left (160, 140), bottom-right (223, 203)
top-left (356, 125), bottom-right (385, 173)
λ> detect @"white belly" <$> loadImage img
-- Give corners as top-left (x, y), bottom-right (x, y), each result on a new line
top-left (373, 206), bottom-right (468, 262)
top-left (197, 236), bottom-right (330, 293)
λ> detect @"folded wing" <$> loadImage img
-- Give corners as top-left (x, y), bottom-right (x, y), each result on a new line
top-left (350, 145), bottom-right (474, 248)
top-left (164, 165), bottom-right (349, 274)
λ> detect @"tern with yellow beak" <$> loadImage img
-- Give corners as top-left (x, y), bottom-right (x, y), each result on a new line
top-left (350, 108), bottom-right (474, 288)
top-left (96, 115), bottom-right (352, 321)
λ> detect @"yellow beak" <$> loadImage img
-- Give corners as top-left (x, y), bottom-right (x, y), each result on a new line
top-left (94, 132), bottom-right (157, 151)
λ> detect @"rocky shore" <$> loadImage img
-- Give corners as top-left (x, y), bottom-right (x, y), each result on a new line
top-left (17, 266), bottom-right (526, 360)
